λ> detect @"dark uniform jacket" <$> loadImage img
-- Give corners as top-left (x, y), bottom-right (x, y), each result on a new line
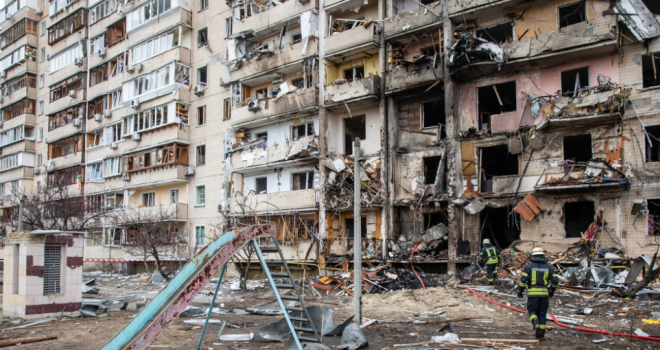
top-left (480, 244), bottom-right (500, 265)
top-left (518, 255), bottom-right (559, 297)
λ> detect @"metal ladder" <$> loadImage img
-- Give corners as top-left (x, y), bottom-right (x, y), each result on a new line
top-left (252, 237), bottom-right (321, 349)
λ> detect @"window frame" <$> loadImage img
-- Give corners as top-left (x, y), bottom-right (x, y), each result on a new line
top-left (195, 185), bottom-right (205, 206)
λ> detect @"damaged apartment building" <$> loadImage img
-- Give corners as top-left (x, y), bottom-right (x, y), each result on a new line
top-left (1, 0), bottom-right (660, 274)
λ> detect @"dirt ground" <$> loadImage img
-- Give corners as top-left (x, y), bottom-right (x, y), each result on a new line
top-left (1, 275), bottom-right (660, 350)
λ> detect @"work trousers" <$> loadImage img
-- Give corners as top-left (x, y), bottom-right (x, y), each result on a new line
top-left (486, 264), bottom-right (498, 283)
top-left (527, 296), bottom-right (549, 331)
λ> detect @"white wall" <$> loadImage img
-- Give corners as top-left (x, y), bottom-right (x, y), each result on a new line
top-left (242, 165), bottom-right (317, 195)
top-left (327, 105), bottom-right (381, 155)
top-left (247, 115), bottom-right (319, 147)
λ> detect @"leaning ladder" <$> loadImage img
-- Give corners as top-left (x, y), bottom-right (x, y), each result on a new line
top-left (253, 237), bottom-right (321, 348)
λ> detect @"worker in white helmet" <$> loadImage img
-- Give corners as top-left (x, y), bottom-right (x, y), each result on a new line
top-left (517, 247), bottom-right (559, 341)
top-left (479, 238), bottom-right (500, 286)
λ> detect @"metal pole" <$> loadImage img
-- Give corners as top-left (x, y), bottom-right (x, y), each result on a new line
top-left (196, 262), bottom-right (227, 350)
top-left (353, 138), bottom-right (362, 325)
top-left (17, 198), bottom-right (23, 231)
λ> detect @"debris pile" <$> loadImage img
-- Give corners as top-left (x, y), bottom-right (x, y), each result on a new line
top-left (324, 153), bottom-right (384, 209)
top-left (311, 266), bottom-right (437, 296)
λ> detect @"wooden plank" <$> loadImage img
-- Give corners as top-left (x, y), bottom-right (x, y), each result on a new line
top-left (412, 317), bottom-right (474, 324)
top-left (462, 338), bottom-right (539, 344)
top-left (0, 336), bottom-right (57, 347)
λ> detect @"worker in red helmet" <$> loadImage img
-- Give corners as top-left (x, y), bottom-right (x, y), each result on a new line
top-left (517, 247), bottom-right (559, 341)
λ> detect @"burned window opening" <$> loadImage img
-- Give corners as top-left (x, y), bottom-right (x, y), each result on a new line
top-left (344, 66), bottom-right (364, 83)
top-left (480, 207), bottom-right (520, 249)
top-left (642, 53), bottom-right (660, 88)
top-left (564, 201), bottom-right (594, 238)
top-left (645, 125), bottom-right (660, 162)
top-left (561, 67), bottom-right (589, 96)
top-left (475, 22), bottom-right (513, 44)
top-left (345, 217), bottom-right (367, 240)
top-left (480, 145), bottom-right (518, 192)
top-left (344, 116), bottom-right (366, 154)
top-left (255, 177), bottom-right (267, 194)
top-left (424, 211), bottom-right (448, 229)
top-left (422, 100), bottom-right (446, 138)
top-left (559, 1), bottom-right (586, 28)
top-left (477, 81), bottom-right (516, 129)
top-left (649, 199), bottom-right (660, 236)
top-left (424, 156), bottom-right (442, 185)
top-left (563, 134), bottom-right (592, 163)
top-left (642, 0), bottom-right (660, 14)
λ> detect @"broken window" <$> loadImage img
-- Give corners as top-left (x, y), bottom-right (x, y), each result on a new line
top-left (254, 131), bottom-right (267, 141)
top-left (421, 100), bottom-right (446, 138)
top-left (196, 145), bottom-right (206, 165)
top-left (197, 105), bottom-right (206, 126)
top-left (198, 66), bottom-right (207, 85)
top-left (476, 22), bottom-right (513, 44)
top-left (293, 171), bottom-right (315, 190)
top-left (645, 125), bottom-right (660, 162)
top-left (197, 28), bottom-right (208, 49)
top-left (256, 88), bottom-right (267, 99)
top-left (642, 52), bottom-right (660, 88)
top-left (224, 17), bottom-right (232, 39)
top-left (480, 145), bottom-right (518, 191)
top-left (291, 78), bottom-right (305, 89)
top-left (424, 156), bottom-right (442, 185)
top-left (223, 98), bottom-right (231, 120)
top-left (142, 192), bottom-right (155, 207)
top-left (642, 0), bottom-right (660, 14)
top-left (345, 217), bottom-right (367, 239)
top-left (480, 207), bottom-right (520, 249)
top-left (561, 67), bottom-right (589, 96)
top-left (291, 33), bottom-right (302, 44)
top-left (292, 122), bottom-right (315, 141)
top-left (564, 201), bottom-right (594, 238)
top-left (344, 116), bottom-right (366, 154)
top-left (255, 177), bottom-right (267, 194)
top-left (343, 66), bottom-right (364, 82)
top-left (559, 1), bottom-right (586, 28)
top-left (649, 199), bottom-right (660, 236)
top-left (563, 134), bottom-right (592, 162)
top-left (477, 81), bottom-right (516, 129)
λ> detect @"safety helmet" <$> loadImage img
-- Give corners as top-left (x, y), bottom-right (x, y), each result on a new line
top-left (482, 239), bottom-right (490, 245)
top-left (532, 247), bottom-right (545, 256)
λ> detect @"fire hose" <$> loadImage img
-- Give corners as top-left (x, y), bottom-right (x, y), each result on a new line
top-left (465, 287), bottom-right (660, 342)
top-left (411, 239), bottom-right (426, 289)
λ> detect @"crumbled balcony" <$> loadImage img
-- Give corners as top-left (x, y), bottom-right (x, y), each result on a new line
top-left (230, 188), bottom-right (317, 215)
top-left (230, 88), bottom-right (319, 128)
top-left (325, 23), bottom-right (382, 59)
top-left (384, 3), bottom-right (442, 40)
top-left (229, 135), bottom-right (319, 171)
top-left (324, 75), bottom-right (380, 107)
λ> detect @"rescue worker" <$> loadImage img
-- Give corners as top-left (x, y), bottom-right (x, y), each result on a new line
top-left (479, 239), bottom-right (500, 285)
top-left (517, 247), bottom-right (559, 340)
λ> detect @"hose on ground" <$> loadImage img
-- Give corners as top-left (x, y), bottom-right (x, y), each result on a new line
top-left (411, 239), bottom-right (426, 289)
top-left (464, 287), bottom-right (660, 342)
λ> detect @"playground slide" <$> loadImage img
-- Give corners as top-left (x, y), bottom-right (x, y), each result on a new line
top-left (99, 224), bottom-right (275, 350)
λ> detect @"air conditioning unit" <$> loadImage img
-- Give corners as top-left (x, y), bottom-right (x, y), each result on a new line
top-left (99, 47), bottom-right (107, 58)
top-left (103, 109), bottom-right (112, 118)
top-left (130, 99), bottom-right (140, 109)
top-left (184, 167), bottom-right (195, 176)
top-left (122, 172), bottom-right (130, 181)
top-left (74, 57), bottom-right (84, 66)
top-left (110, 142), bottom-right (118, 149)
top-left (68, 90), bottom-right (77, 98)
top-left (126, 65), bottom-right (134, 73)
top-left (32, 168), bottom-right (40, 175)
top-left (132, 133), bottom-right (141, 141)
top-left (94, 114), bottom-right (102, 122)
top-left (35, 8), bottom-right (43, 15)
top-left (0, 71), bottom-right (5, 79)
top-left (247, 100), bottom-right (261, 111)
top-left (134, 63), bottom-right (142, 72)
top-left (72, 118), bottom-right (81, 127)
top-left (193, 85), bottom-right (205, 95)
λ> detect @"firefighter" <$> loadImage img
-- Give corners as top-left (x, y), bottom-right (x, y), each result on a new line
top-left (479, 239), bottom-right (500, 285)
top-left (517, 247), bottom-right (559, 340)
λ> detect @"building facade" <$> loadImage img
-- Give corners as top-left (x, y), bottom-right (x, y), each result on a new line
top-left (0, 0), bottom-right (657, 273)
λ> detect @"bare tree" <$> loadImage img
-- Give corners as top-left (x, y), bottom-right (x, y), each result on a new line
top-left (107, 204), bottom-right (190, 281)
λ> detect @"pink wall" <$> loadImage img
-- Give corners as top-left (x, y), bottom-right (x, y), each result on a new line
top-left (458, 54), bottom-right (620, 133)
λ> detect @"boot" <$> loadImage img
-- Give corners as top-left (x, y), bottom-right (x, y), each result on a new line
top-left (488, 281), bottom-right (494, 286)
top-left (535, 327), bottom-right (545, 340)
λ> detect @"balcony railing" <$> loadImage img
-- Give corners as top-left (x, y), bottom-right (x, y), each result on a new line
top-left (122, 143), bottom-right (189, 173)
top-left (384, 4), bottom-right (442, 40)
top-left (325, 75), bottom-right (380, 106)
top-left (1, 73), bottom-right (35, 96)
top-left (230, 189), bottom-right (317, 214)
top-left (231, 88), bottom-right (318, 128)
top-left (325, 23), bottom-right (382, 57)
top-left (229, 135), bottom-right (318, 170)
top-left (0, 18), bottom-right (37, 50)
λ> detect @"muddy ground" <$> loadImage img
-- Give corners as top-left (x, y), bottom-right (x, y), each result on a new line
top-left (1, 275), bottom-right (660, 349)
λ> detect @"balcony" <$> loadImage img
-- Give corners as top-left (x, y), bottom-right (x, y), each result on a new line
top-left (533, 162), bottom-right (627, 193)
top-left (447, 0), bottom-right (527, 21)
top-left (0, 0), bottom-right (38, 28)
top-left (49, 152), bottom-right (84, 170)
top-left (229, 135), bottom-right (318, 171)
top-left (0, 167), bottom-right (32, 183)
top-left (0, 85), bottom-right (36, 109)
top-left (126, 8), bottom-right (191, 45)
top-left (451, 16), bottom-right (617, 82)
top-left (2, 138), bottom-right (34, 154)
top-left (49, 58), bottom-right (87, 85)
top-left (384, 4), bottom-right (442, 40)
top-left (3, 113), bottom-right (35, 130)
top-left (231, 88), bottom-right (318, 128)
top-left (230, 189), bottom-right (317, 215)
top-left (87, 76), bottom-right (123, 103)
top-left (1, 33), bottom-right (38, 58)
top-left (385, 61), bottom-right (444, 94)
top-left (232, 41), bottom-right (317, 82)
top-left (5, 58), bottom-right (36, 81)
top-left (123, 164), bottom-right (189, 188)
top-left (133, 203), bottom-right (188, 220)
top-left (232, 0), bottom-right (318, 40)
top-left (324, 75), bottom-right (380, 108)
top-left (47, 118), bottom-right (84, 142)
top-left (325, 24), bottom-right (381, 63)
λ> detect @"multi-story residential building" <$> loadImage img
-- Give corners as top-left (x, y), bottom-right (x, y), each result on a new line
top-left (0, 0), bottom-right (659, 274)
